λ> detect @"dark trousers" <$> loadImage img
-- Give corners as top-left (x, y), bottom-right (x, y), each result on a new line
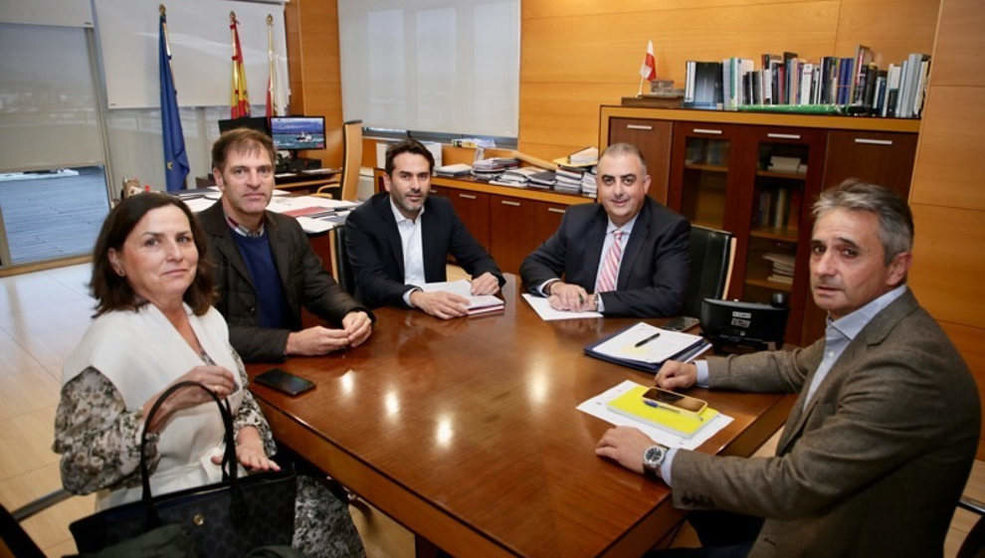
top-left (648, 511), bottom-right (763, 558)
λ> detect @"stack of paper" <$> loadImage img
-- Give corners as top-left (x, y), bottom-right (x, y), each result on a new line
top-left (527, 170), bottom-right (556, 189)
top-left (585, 322), bottom-right (711, 372)
top-left (607, 385), bottom-right (719, 438)
top-left (578, 380), bottom-right (733, 450)
top-left (420, 280), bottom-right (505, 316)
top-left (490, 167), bottom-right (540, 188)
top-left (554, 167), bottom-right (583, 194)
top-left (581, 166), bottom-right (597, 198)
top-left (435, 163), bottom-right (472, 177)
top-left (763, 252), bottom-right (795, 285)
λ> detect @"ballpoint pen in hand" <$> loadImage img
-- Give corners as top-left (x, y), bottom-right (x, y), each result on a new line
top-left (634, 331), bottom-right (661, 348)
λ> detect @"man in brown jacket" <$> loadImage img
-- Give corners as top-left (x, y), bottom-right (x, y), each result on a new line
top-left (596, 180), bottom-right (979, 557)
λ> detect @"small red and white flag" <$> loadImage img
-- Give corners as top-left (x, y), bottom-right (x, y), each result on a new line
top-left (639, 40), bottom-right (657, 81)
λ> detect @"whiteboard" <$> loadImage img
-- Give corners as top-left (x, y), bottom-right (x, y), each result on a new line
top-left (93, 0), bottom-right (289, 109)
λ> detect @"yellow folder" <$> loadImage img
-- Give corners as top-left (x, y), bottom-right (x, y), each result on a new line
top-left (607, 386), bottom-right (719, 437)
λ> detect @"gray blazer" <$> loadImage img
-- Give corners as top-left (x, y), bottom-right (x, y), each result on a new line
top-left (198, 201), bottom-right (369, 362)
top-left (672, 289), bottom-right (979, 557)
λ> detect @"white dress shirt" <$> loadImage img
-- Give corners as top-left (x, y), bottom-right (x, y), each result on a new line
top-left (389, 198), bottom-right (427, 306)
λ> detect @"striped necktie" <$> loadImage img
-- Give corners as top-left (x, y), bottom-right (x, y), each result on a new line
top-left (595, 230), bottom-right (624, 293)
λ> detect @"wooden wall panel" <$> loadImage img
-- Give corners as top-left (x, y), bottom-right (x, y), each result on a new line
top-left (909, 87), bottom-right (985, 210)
top-left (929, 0), bottom-right (985, 86)
top-left (907, 0), bottom-right (985, 454)
top-left (833, 0), bottom-right (940, 65)
top-left (909, 204), bottom-right (985, 329)
top-left (283, 0), bottom-right (344, 169)
top-left (939, 321), bottom-right (985, 458)
top-left (521, 3), bottom-right (839, 86)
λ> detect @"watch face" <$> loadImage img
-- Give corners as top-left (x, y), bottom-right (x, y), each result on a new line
top-left (644, 445), bottom-right (666, 468)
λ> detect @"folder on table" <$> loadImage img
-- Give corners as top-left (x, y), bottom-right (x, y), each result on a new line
top-left (607, 385), bottom-right (719, 437)
top-left (584, 322), bottom-right (711, 373)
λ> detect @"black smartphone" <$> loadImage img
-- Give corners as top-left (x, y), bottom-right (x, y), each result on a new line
top-left (254, 368), bottom-right (315, 396)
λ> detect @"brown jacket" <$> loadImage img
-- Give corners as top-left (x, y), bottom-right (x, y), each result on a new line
top-left (672, 290), bottom-right (979, 557)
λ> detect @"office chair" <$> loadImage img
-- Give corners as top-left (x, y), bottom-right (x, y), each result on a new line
top-left (681, 225), bottom-right (736, 319)
top-left (958, 496), bottom-right (985, 558)
top-left (1, 488), bottom-right (71, 558)
top-left (316, 119), bottom-right (363, 202)
top-left (332, 227), bottom-right (355, 295)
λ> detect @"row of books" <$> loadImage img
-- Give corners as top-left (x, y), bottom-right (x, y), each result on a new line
top-left (754, 186), bottom-right (802, 231)
top-left (683, 45), bottom-right (930, 118)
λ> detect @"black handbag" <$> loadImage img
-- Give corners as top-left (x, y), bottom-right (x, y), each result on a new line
top-left (70, 381), bottom-right (297, 557)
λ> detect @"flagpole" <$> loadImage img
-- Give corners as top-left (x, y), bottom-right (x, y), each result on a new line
top-left (159, 3), bottom-right (189, 191)
top-left (637, 75), bottom-right (645, 98)
top-left (266, 14), bottom-right (275, 120)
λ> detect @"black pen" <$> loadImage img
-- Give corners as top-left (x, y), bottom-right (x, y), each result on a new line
top-left (634, 331), bottom-right (661, 348)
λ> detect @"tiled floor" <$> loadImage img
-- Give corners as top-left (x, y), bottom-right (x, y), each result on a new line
top-left (0, 263), bottom-right (981, 556)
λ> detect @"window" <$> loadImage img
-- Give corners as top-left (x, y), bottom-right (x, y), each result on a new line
top-left (339, 0), bottom-right (519, 139)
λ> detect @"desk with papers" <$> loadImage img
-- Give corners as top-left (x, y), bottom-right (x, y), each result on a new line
top-left (246, 275), bottom-right (795, 557)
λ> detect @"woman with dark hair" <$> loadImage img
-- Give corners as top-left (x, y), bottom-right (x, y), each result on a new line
top-left (53, 193), bottom-right (364, 557)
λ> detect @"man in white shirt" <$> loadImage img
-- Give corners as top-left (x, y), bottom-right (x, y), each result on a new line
top-left (595, 180), bottom-right (979, 557)
top-left (345, 139), bottom-right (504, 318)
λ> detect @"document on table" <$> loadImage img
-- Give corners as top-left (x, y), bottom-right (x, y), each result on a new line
top-left (590, 322), bottom-right (710, 366)
top-left (578, 380), bottom-right (733, 450)
top-left (420, 280), bottom-right (504, 314)
top-left (521, 294), bottom-right (602, 321)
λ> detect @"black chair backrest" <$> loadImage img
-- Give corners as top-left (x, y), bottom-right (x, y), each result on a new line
top-left (333, 227), bottom-right (355, 295)
top-left (683, 225), bottom-right (733, 318)
top-left (1, 503), bottom-right (45, 558)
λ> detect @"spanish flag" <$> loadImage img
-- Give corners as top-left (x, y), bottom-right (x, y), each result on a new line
top-left (229, 11), bottom-right (250, 118)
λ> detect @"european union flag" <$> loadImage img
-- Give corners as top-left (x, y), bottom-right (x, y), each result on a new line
top-left (159, 12), bottom-right (189, 192)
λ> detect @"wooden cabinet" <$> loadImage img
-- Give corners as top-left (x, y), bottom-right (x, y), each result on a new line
top-left (490, 196), bottom-right (567, 274)
top-left (600, 106), bottom-right (920, 346)
top-left (607, 117), bottom-right (672, 204)
top-left (821, 130), bottom-right (918, 202)
top-left (431, 185), bottom-right (491, 250)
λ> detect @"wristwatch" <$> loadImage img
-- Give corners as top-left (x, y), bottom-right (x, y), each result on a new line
top-left (642, 445), bottom-right (667, 478)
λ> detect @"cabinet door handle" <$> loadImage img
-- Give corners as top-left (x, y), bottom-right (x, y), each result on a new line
top-left (692, 128), bottom-right (723, 135)
top-left (547, 207), bottom-right (565, 214)
top-left (501, 200), bottom-right (521, 207)
top-left (458, 193), bottom-right (477, 200)
top-left (767, 133), bottom-right (801, 140)
top-left (854, 138), bottom-right (893, 146)
top-left (625, 124), bottom-right (653, 131)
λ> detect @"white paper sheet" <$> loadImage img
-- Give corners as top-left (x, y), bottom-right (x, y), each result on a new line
top-left (578, 380), bottom-right (733, 450)
top-left (591, 322), bottom-right (707, 365)
top-left (421, 280), bottom-right (504, 312)
top-left (521, 293), bottom-right (602, 321)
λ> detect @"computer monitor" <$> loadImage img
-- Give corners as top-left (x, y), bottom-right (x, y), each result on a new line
top-left (699, 298), bottom-right (789, 350)
top-left (270, 116), bottom-right (326, 150)
top-left (217, 116), bottom-right (269, 135)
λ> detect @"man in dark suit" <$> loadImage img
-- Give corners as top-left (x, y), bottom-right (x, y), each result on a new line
top-left (345, 139), bottom-right (504, 318)
top-left (596, 180), bottom-right (980, 557)
top-left (199, 128), bottom-right (373, 362)
top-left (519, 143), bottom-right (689, 317)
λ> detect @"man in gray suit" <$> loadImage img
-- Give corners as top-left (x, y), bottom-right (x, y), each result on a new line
top-left (596, 180), bottom-right (979, 557)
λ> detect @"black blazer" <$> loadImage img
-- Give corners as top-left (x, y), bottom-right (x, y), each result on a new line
top-left (198, 201), bottom-right (369, 362)
top-left (344, 193), bottom-right (504, 308)
top-left (519, 198), bottom-right (689, 317)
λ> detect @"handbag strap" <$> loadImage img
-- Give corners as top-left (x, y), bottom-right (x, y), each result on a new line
top-left (138, 381), bottom-right (239, 524)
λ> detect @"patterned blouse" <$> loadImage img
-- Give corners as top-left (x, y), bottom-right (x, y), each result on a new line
top-left (52, 350), bottom-right (276, 496)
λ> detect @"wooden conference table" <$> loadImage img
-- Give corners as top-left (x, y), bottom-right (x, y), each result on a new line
top-left (246, 276), bottom-right (794, 557)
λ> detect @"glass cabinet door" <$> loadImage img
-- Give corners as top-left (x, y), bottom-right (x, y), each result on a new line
top-left (680, 135), bottom-right (731, 230)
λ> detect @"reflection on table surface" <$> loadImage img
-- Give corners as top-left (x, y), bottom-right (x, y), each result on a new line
top-left (246, 275), bottom-right (793, 558)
